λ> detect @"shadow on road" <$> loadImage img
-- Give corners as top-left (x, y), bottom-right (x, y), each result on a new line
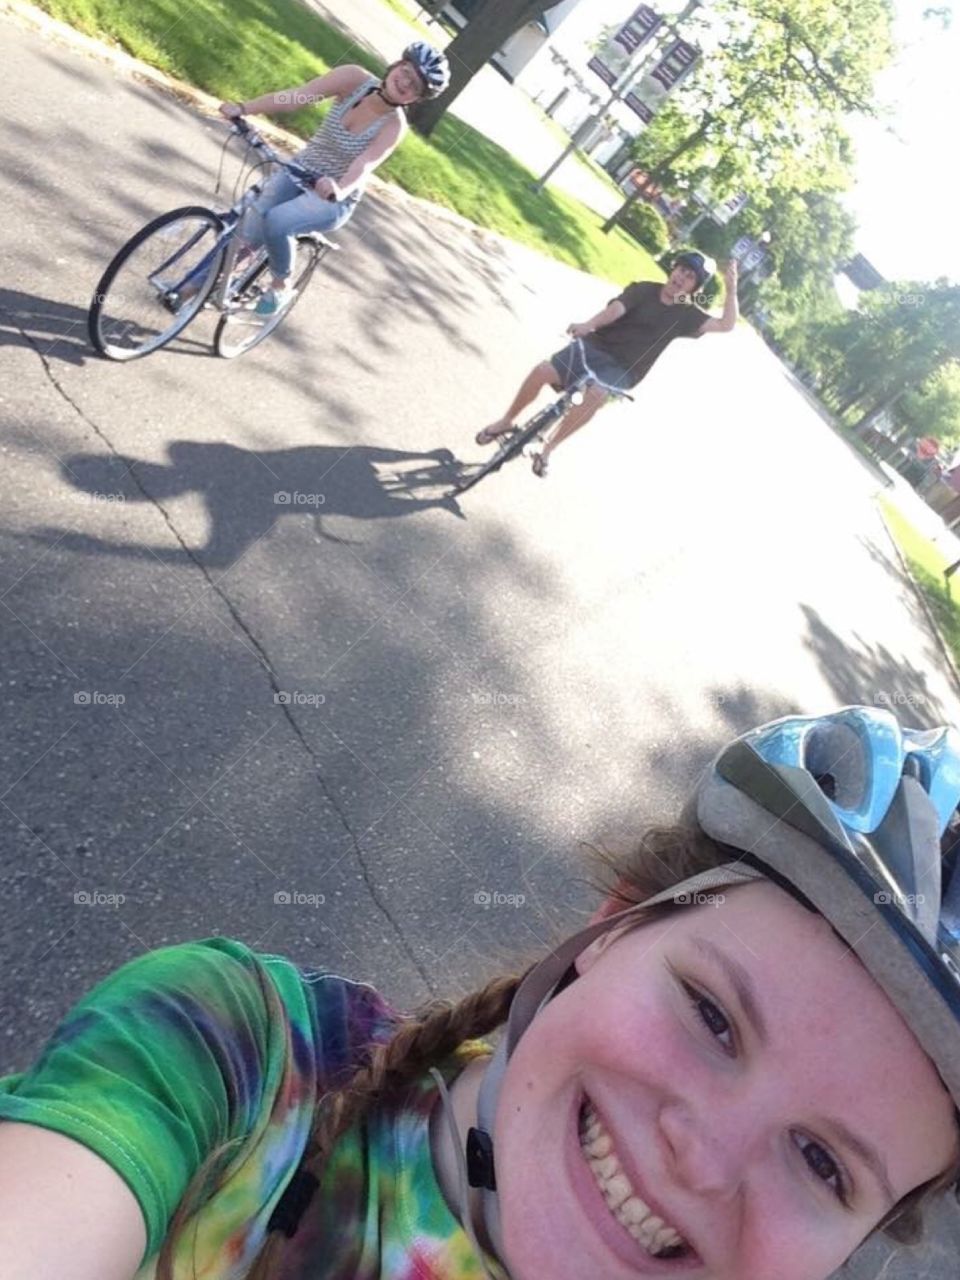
top-left (801, 601), bottom-right (954, 727)
top-left (0, 286), bottom-right (100, 367)
top-left (32, 440), bottom-right (469, 567)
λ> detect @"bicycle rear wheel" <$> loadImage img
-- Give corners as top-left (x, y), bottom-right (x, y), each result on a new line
top-left (213, 235), bottom-right (323, 359)
top-left (88, 206), bottom-right (226, 361)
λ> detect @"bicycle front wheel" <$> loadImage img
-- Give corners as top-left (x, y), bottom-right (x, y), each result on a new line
top-left (88, 206), bottom-right (226, 361)
top-left (213, 235), bottom-right (323, 359)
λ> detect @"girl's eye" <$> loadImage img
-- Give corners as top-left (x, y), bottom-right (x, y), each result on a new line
top-left (682, 981), bottom-right (735, 1055)
top-left (793, 1134), bottom-right (850, 1206)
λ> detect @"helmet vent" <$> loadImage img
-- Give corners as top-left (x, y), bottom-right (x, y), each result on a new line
top-left (814, 771), bottom-right (837, 800)
top-left (803, 723), bottom-right (866, 812)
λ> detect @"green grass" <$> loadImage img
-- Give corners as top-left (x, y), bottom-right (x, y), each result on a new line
top-left (375, 0), bottom-right (435, 39)
top-left (537, 111), bottom-right (627, 199)
top-left (381, 120), bottom-right (660, 284)
top-left (879, 496), bottom-right (960, 667)
top-left (38, 0), bottom-right (660, 285)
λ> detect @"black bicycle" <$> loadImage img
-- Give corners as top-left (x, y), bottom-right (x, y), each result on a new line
top-left (88, 118), bottom-right (339, 361)
top-left (454, 342), bottom-right (634, 494)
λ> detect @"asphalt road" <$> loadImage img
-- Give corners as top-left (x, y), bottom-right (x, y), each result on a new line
top-left (2, 15), bottom-right (960, 1276)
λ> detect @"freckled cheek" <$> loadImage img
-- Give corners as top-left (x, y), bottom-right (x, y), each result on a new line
top-left (580, 992), bottom-right (699, 1088)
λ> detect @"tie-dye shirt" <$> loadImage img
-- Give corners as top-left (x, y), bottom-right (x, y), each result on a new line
top-left (0, 936), bottom-right (495, 1280)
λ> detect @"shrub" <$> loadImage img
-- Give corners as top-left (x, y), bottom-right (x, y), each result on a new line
top-left (619, 201), bottom-right (670, 256)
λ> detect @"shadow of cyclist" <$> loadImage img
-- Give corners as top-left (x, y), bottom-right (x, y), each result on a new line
top-left (32, 440), bottom-right (466, 569)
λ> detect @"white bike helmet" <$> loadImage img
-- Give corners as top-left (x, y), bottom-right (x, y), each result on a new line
top-left (402, 41), bottom-right (451, 99)
top-left (432, 706), bottom-right (960, 1280)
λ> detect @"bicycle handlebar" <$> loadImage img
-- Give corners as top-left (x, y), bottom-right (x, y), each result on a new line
top-left (228, 117), bottom-right (335, 200)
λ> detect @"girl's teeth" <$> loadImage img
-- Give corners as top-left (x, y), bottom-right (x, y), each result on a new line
top-left (579, 1102), bottom-right (688, 1258)
top-left (604, 1172), bottom-right (633, 1212)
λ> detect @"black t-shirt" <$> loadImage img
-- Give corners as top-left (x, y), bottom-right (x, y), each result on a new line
top-left (586, 280), bottom-right (709, 387)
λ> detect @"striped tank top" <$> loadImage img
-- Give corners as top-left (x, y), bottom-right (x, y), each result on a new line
top-left (294, 76), bottom-right (396, 191)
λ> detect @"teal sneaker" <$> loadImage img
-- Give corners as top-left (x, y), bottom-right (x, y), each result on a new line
top-left (254, 286), bottom-right (292, 317)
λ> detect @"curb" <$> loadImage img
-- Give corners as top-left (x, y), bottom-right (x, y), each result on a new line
top-left (0, 0), bottom-right (606, 293)
top-left (875, 503), bottom-right (960, 702)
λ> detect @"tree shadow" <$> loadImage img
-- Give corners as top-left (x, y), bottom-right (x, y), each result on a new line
top-left (800, 602), bottom-right (953, 728)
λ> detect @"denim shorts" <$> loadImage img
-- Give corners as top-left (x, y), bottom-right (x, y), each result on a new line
top-left (548, 339), bottom-right (632, 393)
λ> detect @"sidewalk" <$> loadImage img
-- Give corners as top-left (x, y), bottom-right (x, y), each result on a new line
top-left (306, 0), bottom-right (622, 218)
top-left (879, 462), bottom-right (960, 563)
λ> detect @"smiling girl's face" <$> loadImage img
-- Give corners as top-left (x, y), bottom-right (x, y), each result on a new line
top-left (492, 883), bottom-right (958, 1280)
top-left (384, 60), bottom-right (426, 104)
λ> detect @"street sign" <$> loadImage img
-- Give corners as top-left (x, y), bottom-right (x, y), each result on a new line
top-left (624, 37), bottom-right (700, 123)
top-left (712, 192), bottom-right (748, 225)
top-left (588, 6), bottom-right (663, 87)
top-left (730, 235), bottom-right (769, 272)
top-left (693, 187), bottom-right (748, 225)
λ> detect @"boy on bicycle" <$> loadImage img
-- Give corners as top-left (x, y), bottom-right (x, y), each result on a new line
top-left (475, 253), bottom-right (738, 477)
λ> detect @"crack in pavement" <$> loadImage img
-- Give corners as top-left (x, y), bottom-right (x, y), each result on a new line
top-left (7, 311), bottom-right (439, 997)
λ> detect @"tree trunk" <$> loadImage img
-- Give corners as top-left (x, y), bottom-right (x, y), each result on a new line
top-left (601, 77), bottom-right (767, 235)
top-left (836, 387), bottom-right (865, 417)
top-left (410, 0), bottom-right (545, 136)
top-left (601, 115), bottom-right (716, 234)
top-left (851, 387), bottom-right (908, 435)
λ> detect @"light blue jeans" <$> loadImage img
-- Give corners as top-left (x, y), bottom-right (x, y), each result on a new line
top-left (240, 170), bottom-right (358, 279)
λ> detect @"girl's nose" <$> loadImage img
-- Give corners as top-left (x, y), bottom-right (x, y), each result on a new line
top-left (659, 1101), bottom-right (745, 1200)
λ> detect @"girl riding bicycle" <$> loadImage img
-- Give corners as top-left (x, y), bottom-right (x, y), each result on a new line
top-left (214, 43), bottom-right (450, 316)
top-left (1, 705), bottom-right (959, 1280)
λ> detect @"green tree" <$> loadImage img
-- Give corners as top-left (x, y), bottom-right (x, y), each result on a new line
top-left (814, 284), bottom-right (960, 424)
top-left (898, 363), bottom-right (960, 448)
top-left (603, 0), bottom-right (894, 232)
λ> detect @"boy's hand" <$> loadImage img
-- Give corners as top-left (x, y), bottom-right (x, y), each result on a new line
top-left (722, 259), bottom-right (738, 286)
top-left (567, 322), bottom-right (591, 338)
top-left (219, 102), bottom-right (244, 119)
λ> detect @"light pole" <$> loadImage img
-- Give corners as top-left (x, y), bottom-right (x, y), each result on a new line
top-left (531, 0), bottom-right (705, 195)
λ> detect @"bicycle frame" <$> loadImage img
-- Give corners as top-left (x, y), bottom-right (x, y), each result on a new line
top-left (452, 341), bottom-right (634, 494)
top-left (150, 120), bottom-right (324, 312)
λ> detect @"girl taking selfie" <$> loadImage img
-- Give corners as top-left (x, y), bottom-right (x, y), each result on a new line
top-left (1, 704), bottom-right (958, 1280)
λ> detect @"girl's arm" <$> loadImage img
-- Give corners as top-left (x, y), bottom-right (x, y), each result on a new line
top-left (0, 1122), bottom-right (146, 1280)
top-left (316, 116), bottom-right (405, 200)
top-left (225, 64), bottom-right (368, 116)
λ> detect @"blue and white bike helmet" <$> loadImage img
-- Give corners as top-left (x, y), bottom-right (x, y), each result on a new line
top-left (402, 42), bottom-right (451, 99)
top-left (434, 707), bottom-right (960, 1280)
